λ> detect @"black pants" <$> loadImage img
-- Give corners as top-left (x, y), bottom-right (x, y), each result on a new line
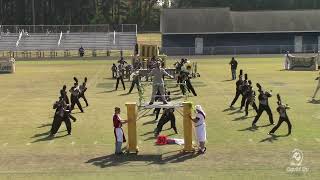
top-left (116, 76), bottom-right (125, 90)
top-left (269, 116), bottom-right (292, 134)
top-left (177, 76), bottom-right (182, 86)
top-left (230, 90), bottom-right (241, 106)
top-left (71, 96), bottom-right (83, 112)
top-left (185, 79), bottom-right (197, 96)
top-left (240, 95), bottom-right (247, 109)
top-left (63, 95), bottom-right (70, 104)
top-left (50, 115), bottom-right (72, 135)
top-left (128, 80), bottom-right (140, 93)
top-left (245, 100), bottom-right (258, 115)
top-left (154, 108), bottom-right (161, 120)
top-left (79, 93), bottom-right (88, 106)
top-left (155, 114), bottom-right (177, 135)
top-left (252, 104), bottom-right (274, 125)
top-left (112, 72), bottom-right (116, 78)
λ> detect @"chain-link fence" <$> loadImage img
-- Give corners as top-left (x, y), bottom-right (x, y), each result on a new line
top-left (161, 44), bottom-right (320, 56)
top-left (0, 24), bottom-right (137, 33)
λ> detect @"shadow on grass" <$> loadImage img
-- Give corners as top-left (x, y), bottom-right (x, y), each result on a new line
top-left (144, 136), bottom-right (156, 141)
top-left (119, 93), bottom-right (130, 96)
top-left (228, 110), bottom-right (243, 115)
top-left (31, 130), bottom-right (67, 138)
top-left (238, 126), bottom-right (258, 132)
top-left (171, 96), bottom-right (183, 101)
top-left (170, 89), bottom-right (181, 93)
top-left (140, 130), bottom-right (155, 137)
top-left (86, 151), bottom-right (200, 168)
top-left (31, 133), bottom-right (69, 143)
top-left (71, 111), bottom-right (84, 115)
top-left (232, 116), bottom-right (254, 121)
top-left (259, 134), bottom-right (290, 143)
top-left (37, 123), bottom-right (52, 128)
top-left (307, 99), bottom-right (320, 104)
top-left (103, 77), bottom-right (116, 80)
top-left (96, 89), bottom-right (116, 94)
top-left (221, 79), bottom-right (234, 82)
top-left (142, 120), bottom-right (157, 126)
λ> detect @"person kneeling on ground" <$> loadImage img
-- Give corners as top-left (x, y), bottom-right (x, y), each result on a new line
top-left (154, 108), bottom-right (178, 137)
top-left (190, 105), bottom-right (207, 154)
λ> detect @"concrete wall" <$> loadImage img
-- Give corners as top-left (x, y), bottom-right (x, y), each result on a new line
top-left (162, 32), bottom-right (320, 55)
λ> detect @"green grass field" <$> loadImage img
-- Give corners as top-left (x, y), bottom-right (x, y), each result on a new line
top-left (0, 57), bottom-right (319, 180)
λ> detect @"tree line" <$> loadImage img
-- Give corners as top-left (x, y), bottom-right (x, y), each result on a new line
top-left (1, 0), bottom-right (320, 31)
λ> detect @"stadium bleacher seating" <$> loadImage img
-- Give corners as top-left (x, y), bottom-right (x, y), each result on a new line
top-left (0, 32), bottom-right (137, 51)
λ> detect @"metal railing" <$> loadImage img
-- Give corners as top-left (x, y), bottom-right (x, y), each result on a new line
top-left (0, 24), bottom-right (137, 33)
top-left (161, 44), bottom-right (320, 56)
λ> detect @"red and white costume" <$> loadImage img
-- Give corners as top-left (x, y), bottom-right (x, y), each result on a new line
top-left (113, 114), bottom-right (126, 143)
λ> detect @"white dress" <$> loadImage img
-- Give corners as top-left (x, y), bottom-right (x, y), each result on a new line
top-left (195, 113), bottom-right (206, 142)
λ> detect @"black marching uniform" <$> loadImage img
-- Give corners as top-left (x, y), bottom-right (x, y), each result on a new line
top-left (240, 74), bottom-right (249, 110)
top-left (154, 108), bottom-right (178, 137)
top-left (180, 69), bottom-right (197, 96)
top-left (60, 86), bottom-right (69, 104)
top-left (175, 59), bottom-right (186, 87)
top-left (79, 82), bottom-right (88, 106)
top-left (50, 98), bottom-right (76, 136)
top-left (230, 75), bottom-right (243, 107)
top-left (269, 102), bottom-right (292, 135)
top-left (115, 64), bottom-right (126, 90)
top-left (70, 84), bottom-right (84, 113)
top-left (252, 89), bottom-right (274, 126)
top-left (111, 64), bottom-right (117, 79)
top-left (244, 85), bottom-right (258, 116)
top-left (154, 90), bottom-right (171, 120)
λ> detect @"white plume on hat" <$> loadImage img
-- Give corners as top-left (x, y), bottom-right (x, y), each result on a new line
top-left (195, 105), bottom-right (206, 116)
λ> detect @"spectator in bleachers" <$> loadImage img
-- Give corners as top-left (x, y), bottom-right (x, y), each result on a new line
top-left (79, 46), bottom-right (85, 57)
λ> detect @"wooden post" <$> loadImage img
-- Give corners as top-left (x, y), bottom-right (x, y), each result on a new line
top-left (125, 102), bottom-right (138, 153)
top-left (183, 102), bottom-right (194, 152)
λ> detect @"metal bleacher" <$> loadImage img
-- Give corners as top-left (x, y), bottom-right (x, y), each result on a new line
top-left (0, 24), bottom-right (137, 52)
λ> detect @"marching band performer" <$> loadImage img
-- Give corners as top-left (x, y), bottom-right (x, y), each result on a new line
top-left (312, 72), bottom-right (320, 100)
top-left (148, 61), bottom-right (173, 105)
top-left (115, 63), bottom-right (126, 90)
top-left (113, 107), bottom-right (128, 155)
top-left (190, 105), bottom-right (207, 154)
top-left (269, 94), bottom-right (292, 135)
top-left (69, 82), bottom-right (84, 113)
top-left (252, 83), bottom-right (274, 127)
